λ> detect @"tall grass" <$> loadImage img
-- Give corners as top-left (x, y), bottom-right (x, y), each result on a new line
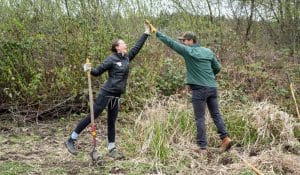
top-left (126, 89), bottom-right (299, 165)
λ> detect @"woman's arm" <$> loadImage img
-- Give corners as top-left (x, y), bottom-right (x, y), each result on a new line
top-left (128, 33), bottom-right (149, 61)
top-left (90, 57), bottom-right (113, 76)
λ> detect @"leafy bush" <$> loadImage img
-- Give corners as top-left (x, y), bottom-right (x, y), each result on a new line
top-left (156, 57), bottom-right (185, 96)
top-left (0, 40), bottom-right (42, 101)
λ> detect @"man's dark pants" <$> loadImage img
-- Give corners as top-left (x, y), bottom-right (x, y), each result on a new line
top-left (191, 85), bottom-right (228, 148)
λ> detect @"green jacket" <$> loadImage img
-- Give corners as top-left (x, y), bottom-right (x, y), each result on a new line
top-left (156, 32), bottom-right (221, 87)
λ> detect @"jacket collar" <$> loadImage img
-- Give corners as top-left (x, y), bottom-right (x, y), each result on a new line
top-left (191, 43), bottom-right (200, 47)
top-left (114, 52), bottom-right (127, 59)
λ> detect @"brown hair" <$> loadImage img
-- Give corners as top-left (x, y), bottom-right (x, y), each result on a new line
top-left (178, 32), bottom-right (197, 43)
top-left (110, 39), bottom-right (121, 52)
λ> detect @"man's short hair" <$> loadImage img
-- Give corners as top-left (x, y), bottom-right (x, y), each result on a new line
top-left (178, 31), bottom-right (197, 43)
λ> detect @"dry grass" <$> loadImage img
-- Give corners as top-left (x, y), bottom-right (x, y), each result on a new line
top-left (248, 101), bottom-right (297, 145)
top-left (131, 95), bottom-right (300, 174)
top-left (1, 95), bottom-right (299, 174)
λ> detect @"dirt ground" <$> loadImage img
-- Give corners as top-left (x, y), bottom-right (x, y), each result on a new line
top-left (1, 115), bottom-right (300, 175)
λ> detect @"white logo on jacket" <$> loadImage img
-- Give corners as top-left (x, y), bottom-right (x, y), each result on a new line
top-left (116, 62), bottom-right (122, 67)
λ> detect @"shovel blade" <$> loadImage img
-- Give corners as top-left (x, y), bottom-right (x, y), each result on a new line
top-left (90, 149), bottom-right (104, 166)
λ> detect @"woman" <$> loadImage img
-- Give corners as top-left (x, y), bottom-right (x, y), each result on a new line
top-left (65, 24), bottom-right (151, 159)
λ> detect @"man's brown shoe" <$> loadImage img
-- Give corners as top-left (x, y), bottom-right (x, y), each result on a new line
top-left (220, 137), bottom-right (232, 152)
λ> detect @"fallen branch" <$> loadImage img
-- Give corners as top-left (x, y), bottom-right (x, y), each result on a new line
top-left (0, 95), bottom-right (86, 122)
top-left (286, 73), bottom-right (300, 119)
top-left (231, 150), bottom-right (264, 175)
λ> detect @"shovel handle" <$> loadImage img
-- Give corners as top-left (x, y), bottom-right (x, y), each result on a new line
top-left (86, 58), bottom-right (96, 143)
top-left (86, 58), bottom-right (94, 122)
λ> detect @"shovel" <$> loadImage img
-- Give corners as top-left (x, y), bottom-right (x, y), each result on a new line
top-left (86, 58), bottom-right (104, 165)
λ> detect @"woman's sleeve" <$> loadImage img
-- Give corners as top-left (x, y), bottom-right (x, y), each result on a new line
top-left (128, 33), bottom-right (149, 61)
top-left (90, 57), bottom-right (113, 76)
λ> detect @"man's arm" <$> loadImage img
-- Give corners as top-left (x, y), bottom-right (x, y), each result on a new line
top-left (211, 55), bottom-right (221, 75)
top-left (156, 32), bottom-right (189, 56)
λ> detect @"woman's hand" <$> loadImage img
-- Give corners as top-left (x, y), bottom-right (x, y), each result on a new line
top-left (83, 63), bottom-right (91, 72)
top-left (144, 22), bottom-right (151, 34)
top-left (144, 19), bottom-right (156, 34)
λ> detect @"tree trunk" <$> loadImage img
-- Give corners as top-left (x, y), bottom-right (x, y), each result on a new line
top-left (64, 0), bottom-right (70, 17)
top-left (245, 0), bottom-right (255, 41)
top-left (206, 0), bottom-right (213, 23)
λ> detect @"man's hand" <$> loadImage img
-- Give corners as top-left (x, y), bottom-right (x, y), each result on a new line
top-left (83, 63), bottom-right (91, 72)
top-left (144, 19), bottom-right (156, 33)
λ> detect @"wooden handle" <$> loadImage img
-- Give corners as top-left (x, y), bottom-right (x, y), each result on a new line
top-left (86, 58), bottom-right (95, 132)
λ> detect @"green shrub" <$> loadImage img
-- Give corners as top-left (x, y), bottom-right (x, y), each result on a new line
top-left (156, 57), bottom-right (185, 96)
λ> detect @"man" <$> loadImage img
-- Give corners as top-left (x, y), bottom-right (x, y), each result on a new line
top-left (146, 21), bottom-right (232, 154)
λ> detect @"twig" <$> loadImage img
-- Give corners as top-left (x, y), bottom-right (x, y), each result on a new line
top-left (231, 150), bottom-right (264, 175)
top-left (290, 83), bottom-right (300, 119)
top-left (37, 96), bottom-right (74, 117)
top-left (286, 73), bottom-right (300, 119)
